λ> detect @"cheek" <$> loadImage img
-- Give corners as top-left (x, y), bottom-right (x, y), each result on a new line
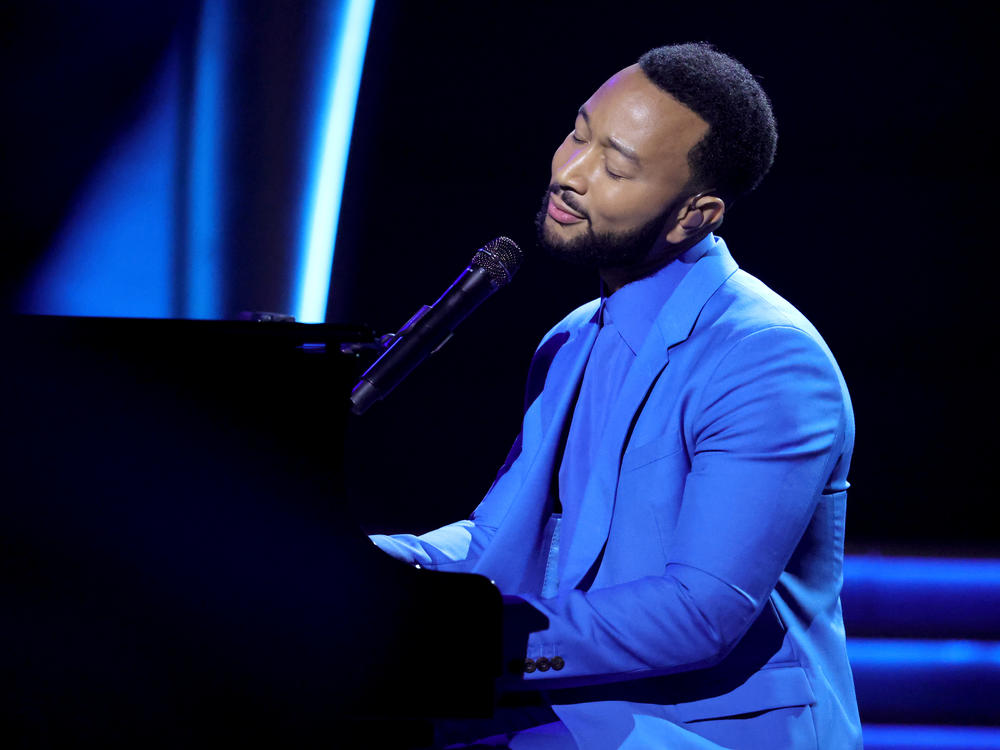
top-left (593, 187), bottom-right (661, 229)
top-left (550, 140), bottom-right (573, 177)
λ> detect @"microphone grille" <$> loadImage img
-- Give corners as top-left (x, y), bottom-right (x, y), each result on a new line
top-left (471, 236), bottom-right (523, 288)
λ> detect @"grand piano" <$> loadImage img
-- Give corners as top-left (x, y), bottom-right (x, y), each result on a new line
top-left (1, 315), bottom-right (542, 747)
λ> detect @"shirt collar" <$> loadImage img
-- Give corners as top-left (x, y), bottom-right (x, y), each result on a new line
top-left (602, 233), bottom-right (719, 355)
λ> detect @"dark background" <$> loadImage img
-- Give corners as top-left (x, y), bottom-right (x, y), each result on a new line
top-left (2, 1), bottom-right (994, 555)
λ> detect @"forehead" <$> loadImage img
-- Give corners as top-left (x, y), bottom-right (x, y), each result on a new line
top-left (583, 64), bottom-right (708, 172)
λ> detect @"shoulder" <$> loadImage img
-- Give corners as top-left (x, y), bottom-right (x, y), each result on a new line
top-left (712, 270), bottom-right (822, 337)
top-left (527, 297), bottom-right (601, 369)
top-left (521, 298), bottom-right (600, 410)
top-left (695, 269), bottom-right (838, 367)
top-left (690, 269), bottom-right (852, 425)
top-left (537, 298), bottom-right (601, 348)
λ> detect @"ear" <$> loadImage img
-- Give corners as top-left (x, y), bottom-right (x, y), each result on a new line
top-left (665, 195), bottom-right (725, 244)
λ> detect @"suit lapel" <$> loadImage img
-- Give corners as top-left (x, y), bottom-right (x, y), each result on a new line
top-left (473, 305), bottom-right (600, 592)
top-left (559, 242), bottom-right (740, 591)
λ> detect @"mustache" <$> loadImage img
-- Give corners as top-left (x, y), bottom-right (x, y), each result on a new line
top-left (548, 185), bottom-right (589, 219)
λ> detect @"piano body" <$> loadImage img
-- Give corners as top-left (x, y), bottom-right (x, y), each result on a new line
top-left (0, 315), bottom-right (526, 747)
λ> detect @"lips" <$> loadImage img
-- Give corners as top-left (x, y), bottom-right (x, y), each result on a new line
top-left (547, 194), bottom-right (586, 225)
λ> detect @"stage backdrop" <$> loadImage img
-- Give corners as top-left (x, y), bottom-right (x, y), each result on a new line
top-left (1, 0), bottom-right (992, 554)
top-left (331, 1), bottom-right (993, 555)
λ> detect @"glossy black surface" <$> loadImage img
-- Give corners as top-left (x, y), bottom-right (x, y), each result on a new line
top-left (1, 315), bottom-right (502, 746)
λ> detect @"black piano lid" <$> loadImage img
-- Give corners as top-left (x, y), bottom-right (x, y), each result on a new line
top-left (1, 314), bottom-right (503, 746)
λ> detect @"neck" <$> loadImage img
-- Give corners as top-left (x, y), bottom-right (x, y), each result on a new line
top-left (599, 233), bottom-right (705, 294)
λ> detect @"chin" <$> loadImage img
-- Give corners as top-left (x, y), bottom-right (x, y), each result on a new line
top-left (539, 224), bottom-right (577, 255)
top-left (542, 220), bottom-right (572, 245)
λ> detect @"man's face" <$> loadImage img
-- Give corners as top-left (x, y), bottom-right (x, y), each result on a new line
top-left (536, 64), bottom-right (709, 271)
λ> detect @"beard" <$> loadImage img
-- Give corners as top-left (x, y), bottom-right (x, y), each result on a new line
top-left (534, 189), bottom-right (676, 270)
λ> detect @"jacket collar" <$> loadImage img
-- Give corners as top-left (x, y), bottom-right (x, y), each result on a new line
top-left (654, 234), bottom-right (736, 351)
top-left (604, 234), bottom-right (716, 356)
top-left (558, 236), bottom-right (739, 591)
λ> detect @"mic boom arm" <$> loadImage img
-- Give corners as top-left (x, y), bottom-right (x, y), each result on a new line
top-left (349, 237), bottom-right (522, 416)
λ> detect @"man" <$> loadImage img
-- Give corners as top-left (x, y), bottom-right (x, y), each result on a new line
top-left (372, 43), bottom-right (860, 749)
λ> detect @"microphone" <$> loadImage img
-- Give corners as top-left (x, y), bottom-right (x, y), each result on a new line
top-left (349, 236), bottom-right (523, 415)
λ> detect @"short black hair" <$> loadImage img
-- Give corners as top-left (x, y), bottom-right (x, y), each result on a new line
top-left (638, 43), bottom-right (777, 205)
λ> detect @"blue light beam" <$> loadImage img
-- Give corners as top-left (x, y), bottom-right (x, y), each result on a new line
top-left (863, 724), bottom-right (1000, 749)
top-left (186, 0), bottom-right (228, 319)
top-left (295, 0), bottom-right (375, 323)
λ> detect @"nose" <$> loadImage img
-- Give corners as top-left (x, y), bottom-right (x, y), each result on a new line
top-left (552, 143), bottom-right (589, 195)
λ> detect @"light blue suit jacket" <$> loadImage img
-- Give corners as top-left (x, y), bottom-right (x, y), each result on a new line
top-left (373, 237), bottom-right (861, 748)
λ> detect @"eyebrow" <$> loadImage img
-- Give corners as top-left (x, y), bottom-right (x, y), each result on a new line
top-left (577, 106), bottom-right (641, 166)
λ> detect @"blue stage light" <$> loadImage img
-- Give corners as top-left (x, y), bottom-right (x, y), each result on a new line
top-left (849, 637), bottom-right (1000, 667)
top-left (843, 555), bottom-right (1000, 638)
top-left (846, 555), bottom-right (1000, 585)
top-left (294, 0), bottom-right (376, 323)
top-left (185, 0), bottom-right (228, 319)
top-left (863, 723), bottom-right (1000, 749)
top-left (850, 637), bottom-right (1000, 725)
top-left (18, 51), bottom-right (181, 318)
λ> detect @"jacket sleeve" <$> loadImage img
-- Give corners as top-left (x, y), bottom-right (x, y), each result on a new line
top-left (369, 423), bottom-right (530, 571)
top-left (518, 325), bottom-right (850, 683)
top-left (370, 300), bottom-right (600, 573)
top-left (368, 305), bottom-right (597, 573)
top-left (369, 520), bottom-right (497, 571)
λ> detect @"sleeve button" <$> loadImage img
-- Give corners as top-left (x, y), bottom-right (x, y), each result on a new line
top-left (551, 656), bottom-right (565, 671)
top-left (536, 657), bottom-right (551, 672)
top-left (523, 658), bottom-right (536, 674)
